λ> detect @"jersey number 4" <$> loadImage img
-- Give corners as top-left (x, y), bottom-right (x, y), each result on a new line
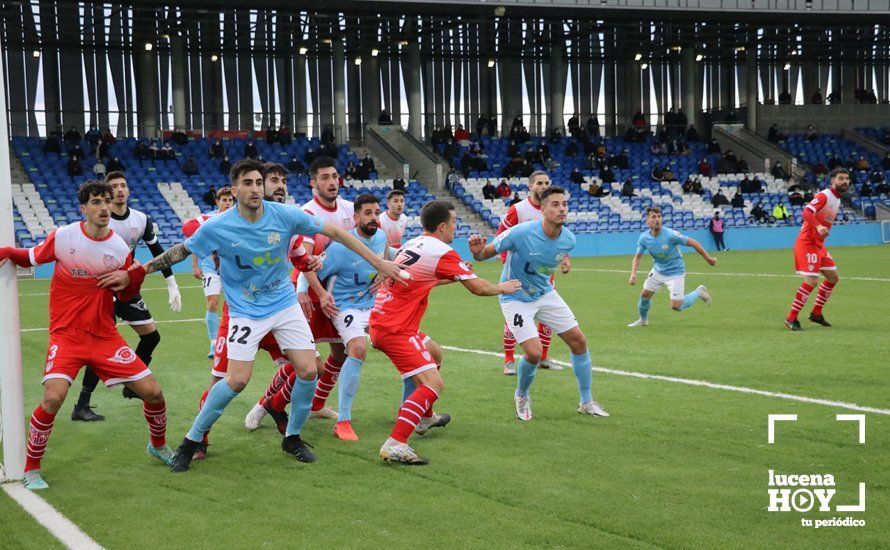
top-left (228, 324), bottom-right (252, 344)
top-left (513, 314), bottom-right (524, 327)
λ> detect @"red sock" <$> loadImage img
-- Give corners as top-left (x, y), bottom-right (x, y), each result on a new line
top-left (539, 323), bottom-right (552, 360)
top-left (504, 324), bottom-right (516, 363)
top-left (422, 365), bottom-right (441, 419)
top-left (787, 282), bottom-right (815, 322)
top-left (26, 405), bottom-right (56, 473)
top-left (311, 355), bottom-right (343, 411)
top-left (143, 400), bottom-right (167, 448)
top-left (260, 362), bottom-right (294, 405)
top-left (198, 389), bottom-right (210, 445)
top-left (270, 372), bottom-right (295, 412)
top-left (811, 281), bottom-right (836, 315)
top-left (390, 385), bottom-right (438, 443)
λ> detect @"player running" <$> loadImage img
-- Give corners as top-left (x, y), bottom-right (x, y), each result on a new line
top-left (69, 170), bottom-right (183, 422)
top-left (470, 186), bottom-right (608, 421)
top-left (0, 180), bottom-right (173, 490)
top-left (784, 168), bottom-right (849, 330)
top-left (109, 159), bottom-right (404, 471)
top-left (372, 200), bottom-right (521, 464)
top-left (379, 189), bottom-right (408, 249)
top-left (496, 172), bottom-right (568, 375)
top-left (627, 206), bottom-right (716, 327)
top-left (183, 187), bottom-right (235, 358)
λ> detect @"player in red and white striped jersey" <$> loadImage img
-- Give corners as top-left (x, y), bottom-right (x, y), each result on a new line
top-left (0, 180), bottom-right (173, 490)
top-left (785, 168), bottom-right (849, 330)
top-left (495, 171), bottom-right (570, 374)
top-left (379, 189), bottom-right (408, 249)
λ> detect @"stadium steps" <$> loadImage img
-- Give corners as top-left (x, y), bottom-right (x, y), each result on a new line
top-left (365, 124), bottom-right (442, 188)
top-left (9, 153), bottom-right (31, 185)
top-left (430, 188), bottom-right (494, 236)
top-left (713, 124), bottom-right (801, 177)
top-left (841, 128), bottom-right (890, 157)
top-left (349, 145), bottom-right (397, 180)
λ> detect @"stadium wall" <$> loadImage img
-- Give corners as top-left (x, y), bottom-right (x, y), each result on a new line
top-left (30, 223), bottom-right (884, 278)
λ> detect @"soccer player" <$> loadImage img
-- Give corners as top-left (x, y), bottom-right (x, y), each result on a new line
top-left (183, 187), bottom-right (235, 358)
top-left (784, 168), bottom-right (849, 330)
top-left (70, 170), bottom-right (182, 421)
top-left (379, 189), bottom-right (408, 249)
top-left (0, 180), bottom-right (173, 490)
top-left (110, 159), bottom-right (404, 471)
top-left (372, 201), bottom-right (521, 464)
top-left (627, 206), bottom-right (716, 327)
top-left (496, 171), bottom-right (569, 375)
top-left (470, 186), bottom-right (608, 421)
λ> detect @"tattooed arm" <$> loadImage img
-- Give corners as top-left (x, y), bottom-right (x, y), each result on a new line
top-left (144, 242), bottom-right (192, 275)
top-left (97, 242), bottom-right (193, 291)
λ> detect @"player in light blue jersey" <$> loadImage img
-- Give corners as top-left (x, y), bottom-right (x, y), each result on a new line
top-left (627, 206), bottom-right (717, 327)
top-left (295, 194), bottom-right (391, 441)
top-left (117, 159), bottom-right (406, 472)
top-left (470, 186), bottom-right (609, 421)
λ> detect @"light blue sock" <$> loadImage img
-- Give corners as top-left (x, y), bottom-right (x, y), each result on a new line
top-left (337, 357), bottom-right (363, 421)
top-left (286, 376), bottom-right (318, 437)
top-left (186, 380), bottom-right (238, 442)
top-left (205, 311), bottom-right (219, 352)
top-left (571, 351), bottom-right (593, 403)
top-left (402, 378), bottom-right (416, 403)
top-left (516, 357), bottom-right (538, 397)
top-left (677, 290), bottom-right (701, 311)
top-left (638, 296), bottom-right (651, 320)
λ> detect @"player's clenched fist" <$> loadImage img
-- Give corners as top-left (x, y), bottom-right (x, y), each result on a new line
top-left (628, 273), bottom-right (636, 285)
top-left (468, 234), bottom-right (487, 255)
top-left (705, 256), bottom-right (718, 266)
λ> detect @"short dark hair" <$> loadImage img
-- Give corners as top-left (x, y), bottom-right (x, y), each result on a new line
top-left (828, 167), bottom-right (850, 179)
top-left (386, 189), bottom-right (406, 201)
top-left (104, 171), bottom-right (126, 183)
top-left (308, 156), bottom-right (338, 179)
top-left (78, 179), bottom-right (113, 205)
top-left (353, 193), bottom-right (379, 213)
top-left (420, 200), bottom-right (455, 232)
top-left (539, 186), bottom-right (566, 203)
top-left (229, 158), bottom-right (264, 184)
top-left (262, 162), bottom-right (288, 179)
top-left (646, 206), bottom-right (662, 216)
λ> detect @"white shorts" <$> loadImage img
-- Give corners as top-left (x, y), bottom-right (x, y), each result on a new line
top-left (500, 291), bottom-right (578, 344)
top-left (202, 274), bottom-right (221, 297)
top-left (332, 308), bottom-right (371, 345)
top-left (227, 303), bottom-right (315, 362)
top-left (642, 269), bottom-right (686, 301)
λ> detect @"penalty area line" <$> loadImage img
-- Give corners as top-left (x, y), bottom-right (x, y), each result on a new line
top-left (2, 482), bottom-right (104, 549)
top-left (21, 317), bottom-right (206, 333)
top-left (571, 268), bottom-right (890, 283)
top-left (441, 345), bottom-right (890, 416)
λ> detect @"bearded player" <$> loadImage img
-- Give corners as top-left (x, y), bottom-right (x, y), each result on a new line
top-left (784, 168), bottom-right (849, 330)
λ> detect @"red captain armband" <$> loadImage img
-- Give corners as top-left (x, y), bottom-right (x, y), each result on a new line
top-left (0, 247), bottom-right (33, 267)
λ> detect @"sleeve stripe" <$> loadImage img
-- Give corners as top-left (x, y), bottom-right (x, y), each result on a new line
top-left (28, 247), bottom-right (36, 265)
top-left (805, 205), bottom-right (817, 213)
top-left (144, 237), bottom-right (158, 245)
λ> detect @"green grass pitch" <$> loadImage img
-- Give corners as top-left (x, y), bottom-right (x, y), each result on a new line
top-left (2, 245), bottom-right (888, 548)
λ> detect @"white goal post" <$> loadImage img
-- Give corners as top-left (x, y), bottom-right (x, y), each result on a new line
top-left (0, 42), bottom-right (26, 482)
top-left (882, 220), bottom-right (890, 244)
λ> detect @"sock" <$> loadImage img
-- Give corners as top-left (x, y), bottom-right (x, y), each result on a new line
top-left (402, 378), bottom-right (416, 403)
top-left (811, 281), bottom-right (836, 315)
top-left (143, 400), bottom-right (167, 448)
top-left (186, 380), bottom-right (238, 442)
top-left (198, 389), bottom-right (211, 445)
top-left (539, 324), bottom-right (552, 360)
top-left (271, 372), bottom-right (295, 412)
top-left (638, 296), bottom-right (651, 320)
top-left (25, 406), bottom-right (56, 472)
top-left (571, 351), bottom-right (593, 404)
top-left (205, 311), bottom-right (219, 350)
top-left (677, 290), bottom-right (701, 311)
top-left (76, 368), bottom-right (100, 407)
top-left (503, 324), bottom-right (516, 363)
top-left (135, 330), bottom-right (160, 366)
top-left (337, 356), bottom-right (363, 422)
top-left (285, 376), bottom-right (318, 437)
top-left (261, 362), bottom-right (294, 405)
top-left (311, 356), bottom-right (343, 411)
top-left (787, 282), bottom-right (815, 322)
top-left (516, 357), bottom-right (539, 397)
top-left (390, 385), bottom-right (438, 443)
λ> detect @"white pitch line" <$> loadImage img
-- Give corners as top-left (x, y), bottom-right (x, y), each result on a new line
top-left (21, 318), bottom-right (206, 333)
top-left (571, 268), bottom-right (890, 283)
top-left (441, 345), bottom-right (890, 416)
top-left (19, 285), bottom-right (203, 297)
top-left (2, 482), bottom-right (104, 549)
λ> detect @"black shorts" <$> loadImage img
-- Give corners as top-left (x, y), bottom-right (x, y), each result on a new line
top-left (114, 294), bottom-right (154, 326)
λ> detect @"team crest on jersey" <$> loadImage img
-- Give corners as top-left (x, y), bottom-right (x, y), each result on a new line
top-left (661, 244), bottom-right (669, 250)
top-left (103, 254), bottom-right (120, 270)
top-left (267, 232), bottom-right (281, 245)
top-left (555, 252), bottom-right (568, 263)
top-left (108, 346), bottom-right (137, 364)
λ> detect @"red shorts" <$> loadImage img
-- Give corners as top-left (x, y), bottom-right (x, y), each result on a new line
top-left (369, 328), bottom-right (436, 379)
top-left (308, 302), bottom-right (342, 344)
top-left (212, 313), bottom-right (286, 377)
top-left (43, 330), bottom-right (150, 387)
top-left (793, 241), bottom-right (836, 276)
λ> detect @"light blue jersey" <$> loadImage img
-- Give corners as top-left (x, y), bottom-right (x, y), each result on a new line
top-left (493, 220), bottom-right (575, 303)
top-left (636, 226), bottom-right (689, 276)
top-left (185, 200), bottom-right (323, 319)
top-left (199, 254), bottom-right (218, 276)
top-left (316, 228), bottom-right (388, 310)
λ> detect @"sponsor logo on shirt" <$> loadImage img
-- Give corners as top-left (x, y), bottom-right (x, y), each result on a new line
top-left (267, 232), bottom-right (281, 245)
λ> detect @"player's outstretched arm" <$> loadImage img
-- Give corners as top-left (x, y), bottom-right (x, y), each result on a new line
top-left (144, 242), bottom-right (193, 274)
top-left (629, 252), bottom-right (643, 285)
top-left (469, 234), bottom-right (498, 262)
top-left (461, 277), bottom-right (522, 297)
top-left (686, 238), bottom-right (717, 266)
top-left (321, 223), bottom-right (406, 283)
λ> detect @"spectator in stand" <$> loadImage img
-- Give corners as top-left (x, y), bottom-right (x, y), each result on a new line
top-left (378, 109), bottom-right (393, 125)
top-left (706, 139), bottom-right (721, 155)
top-left (711, 189), bottom-right (729, 208)
top-left (496, 180), bottom-right (512, 199)
top-left (243, 140), bottom-right (258, 159)
top-left (157, 140), bottom-right (174, 160)
top-left (92, 158), bottom-right (106, 178)
top-left (430, 126), bottom-right (443, 147)
top-left (731, 190), bottom-right (745, 208)
top-left (343, 161), bottom-right (357, 181)
top-left (321, 125), bottom-right (336, 146)
top-left (859, 181), bottom-right (873, 197)
top-left (788, 185), bottom-right (805, 206)
top-left (621, 178), bottom-right (636, 197)
top-left (697, 157), bottom-right (713, 177)
top-left (870, 169), bottom-right (886, 185)
top-left (287, 155), bottom-right (304, 174)
top-left (68, 142), bottom-right (85, 160)
top-left (880, 153), bottom-right (890, 170)
top-left (509, 192), bottom-right (522, 206)
top-left (812, 160), bottom-right (828, 175)
top-left (67, 156), bottom-right (83, 177)
top-left (203, 186), bottom-right (217, 207)
top-left (446, 168), bottom-right (460, 190)
top-left (736, 156), bottom-right (749, 173)
top-left (43, 132), bottom-right (63, 154)
top-left (482, 180), bottom-right (497, 200)
top-left (599, 164), bottom-right (616, 184)
top-left (278, 126), bottom-right (291, 145)
top-left (586, 114), bottom-right (600, 137)
top-left (750, 202), bottom-right (768, 223)
top-left (170, 128), bottom-right (188, 146)
top-left (614, 149), bottom-right (629, 169)
top-left (101, 127), bottom-right (116, 146)
top-left (94, 139), bottom-right (109, 161)
top-left (107, 156), bottom-right (124, 172)
top-left (454, 125), bottom-right (472, 146)
top-left (811, 88), bottom-right (823, 104)
top-left (567, 113), bottom-right (580, 136)
top-left (219, 156), bottom-right (232, 175)
top-left (725, 110), bottom-right (738, 123)
top-left (392, 175), bottom-right (406, 191)
top-left (135, 140), bottom-right (150, 160)
top-left (650, 165), bottom-right (664, 182)
top-left (570, 167), bottom-right (585, 185)
top-left (778, 89), bottom-right (792, 105)
top-left (475, 114), bottom-right (488, 137)
top-left (708, 212), bottom-right (726, 251)
top-left (772, 203), bottom-right (791, 223)
top-left (355, 159), bottom-right (371, 180)
top-left (507, 140), bottom-right (519, 157)
top-left (63, 125), bottom-right (82, 145)
top-left (182, 155), bottom-right (199, 176)
top-left (767, 124), bottom-right (785, 143)
top-left (265, 125), bottom-right (279, 144)
top-left (855, 156), bottom-right (870, 171)
top-left (443, 139), bottom-right (459, 163)
top-left (486, 116), bottom-right (497, 138)
top-left (632, 110), bottom-right (645, 129)
top-left (682, 176), bottom-right (695, 194)
top-left (525, 146), bottom-right (543, 165)
top-left (85, 126), bottom-right (101, 147)
top-left (771, 160), bottom-right (787, 180)
top-left (209, 138), bottom-right (227, 159)
top-left (650, 140), bottom-right (667, 156)
top-left (804, 124), bottom-right (818, 142)
top-left (662, 165), bottom-right (676, 181)
top-left (566, 140), bottom-right (579, 157)
top-left (875, 179), bottom-right (890, 197)
top-left (685, 124), bottom-right (699, 142)
top-left (304, 147), bottom-right (317, 164)
top-left (716, 151), bottom-right (738, 174)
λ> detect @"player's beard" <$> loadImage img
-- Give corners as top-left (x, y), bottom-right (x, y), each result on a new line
top-left (360, 221), bottom-right (378, 237)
